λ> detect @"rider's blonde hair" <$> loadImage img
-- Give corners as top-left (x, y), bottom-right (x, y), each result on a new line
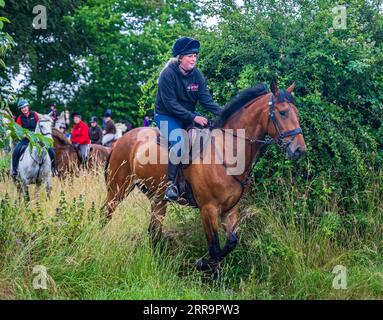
top-left (159, 56), bottom-right (180, 78)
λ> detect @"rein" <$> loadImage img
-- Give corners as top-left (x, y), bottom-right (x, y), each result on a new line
top-left (37, 119), bottom-right (52, 137)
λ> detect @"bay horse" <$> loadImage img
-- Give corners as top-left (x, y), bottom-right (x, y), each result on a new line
top-left (105, 80), bottom-right (307, 272)
top-left (52, 128), bottom-right (111, 177)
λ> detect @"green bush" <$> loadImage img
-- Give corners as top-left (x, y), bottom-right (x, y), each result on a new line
top-left (194, 0), bottom-right (383, 213)
top-left (139, 1), bottom-right (383, 214)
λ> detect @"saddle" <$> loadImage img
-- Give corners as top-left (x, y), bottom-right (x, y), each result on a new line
top-left (156, 125), bottom-right (212, 161)
top-left (156, 125), bottom-right (212, 208)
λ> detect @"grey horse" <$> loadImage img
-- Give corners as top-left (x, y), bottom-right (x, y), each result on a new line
top-left (11, 114), bottom-right (54, 201)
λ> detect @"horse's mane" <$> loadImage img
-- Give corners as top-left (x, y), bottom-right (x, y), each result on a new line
top-left (215, 83), bottom-right (269, 127)
top-left (52, 128), bottom-right (71, 145)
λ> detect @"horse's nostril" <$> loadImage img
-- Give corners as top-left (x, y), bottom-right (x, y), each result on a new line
top-left (288, 146), bottom-right (302, 159)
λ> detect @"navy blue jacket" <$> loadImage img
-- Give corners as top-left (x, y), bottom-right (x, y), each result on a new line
top-left (155, 62), bottom-right (222, 124)
top-left (16, 111), bottom-right (39, 132)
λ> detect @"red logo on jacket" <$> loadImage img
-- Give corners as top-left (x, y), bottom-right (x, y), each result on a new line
top-left (187, 84), bottom-right (199, 92)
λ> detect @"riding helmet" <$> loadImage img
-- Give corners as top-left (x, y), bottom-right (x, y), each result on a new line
top-left (104, 109), bottom-right (112, 117)
top-left (90, 116), bottom-right (98, 123)
top-left (172, 37), bottom-right (200, 57)
top-left (17, 99), bottom-right (30, 109)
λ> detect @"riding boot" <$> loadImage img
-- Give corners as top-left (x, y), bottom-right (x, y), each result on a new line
top-left (11, 140), bottom-right (26, 177)
top-left (11, 148), bottom-right (20, 179)
top-left (48, 148), bottom-right (58, 176)
top-left (11, 148), bottom-right (20, 177)
top-left (164, 162), bottom-right (179, 201)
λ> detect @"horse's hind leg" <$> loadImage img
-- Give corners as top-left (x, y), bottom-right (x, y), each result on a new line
top-left (105, 174), bottom-right (134, 220)
top-left (148, 199), bottom-right (167, 246)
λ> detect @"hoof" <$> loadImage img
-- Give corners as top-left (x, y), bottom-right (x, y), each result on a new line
top-left (194, 258), bottom-right (219, 272)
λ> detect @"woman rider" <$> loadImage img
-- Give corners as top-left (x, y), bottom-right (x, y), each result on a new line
top-left (11, 99), bottom-right (56, 178)
top-left (71, 112), bottom-right (91, 164)
top-left (154, 37), bottom-right (223, 201)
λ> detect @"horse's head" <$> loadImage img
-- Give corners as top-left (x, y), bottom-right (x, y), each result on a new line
top-left (58, 110), bottom-right (71, 126)
top-left (65, 110), bottom-right (70, 125)
top-left (266, 80), bottom-right (307, 160)
top-left (36, 114), bottom-right (54, 138)
top-left (115, 122), bottom-right (128, 138)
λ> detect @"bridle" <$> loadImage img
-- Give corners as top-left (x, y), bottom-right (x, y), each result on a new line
top-left (267, 94), bottom-right (303, 147)
top-left (37, 119), bottom-right (52, 137)
top-left (228, 93), bottom-right (303, 148)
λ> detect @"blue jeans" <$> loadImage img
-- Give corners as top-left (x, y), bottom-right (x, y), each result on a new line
top-left (155, 113), bottom-right (196, 164)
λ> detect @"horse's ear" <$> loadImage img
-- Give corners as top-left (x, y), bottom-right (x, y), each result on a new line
top-left (287, 81), bottom-right (296, 93)
top-left (270, 77), bottom-right (279, 96)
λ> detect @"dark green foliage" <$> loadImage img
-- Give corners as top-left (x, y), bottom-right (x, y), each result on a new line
top-left (68, 0), bottom-right (200, 124)
top-left (192, 0), bottom-right (383, 211)
top-left (0, 0), bottom-right (200, 124)
top-left (0, 0), bottom-right (87, 107)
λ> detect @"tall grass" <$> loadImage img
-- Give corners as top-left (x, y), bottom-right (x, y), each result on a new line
top-left (0, 158), bottom-right (382, 299)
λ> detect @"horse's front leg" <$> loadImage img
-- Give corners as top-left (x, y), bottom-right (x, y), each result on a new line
top-left (220, 205), bottom-right (239, 260)
top-left (34, 183), bottom-right (40, 199)
top-left (15, 180), bottom-right (23, 203)
top-left (21, 183), bottom-right (30, 203)
top-left (44, 176), bottom-right (52, 199)
top-left (196, 204), bottom-right (222, 273)
top-left (43, 168), bottom-right (52, 199)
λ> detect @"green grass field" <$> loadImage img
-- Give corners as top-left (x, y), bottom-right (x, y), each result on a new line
top-left (0, 155), bottom-right (382, 300)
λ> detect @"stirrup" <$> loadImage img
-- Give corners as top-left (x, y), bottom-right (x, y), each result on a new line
top-left (164, 183), bottom-right (179, 201)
